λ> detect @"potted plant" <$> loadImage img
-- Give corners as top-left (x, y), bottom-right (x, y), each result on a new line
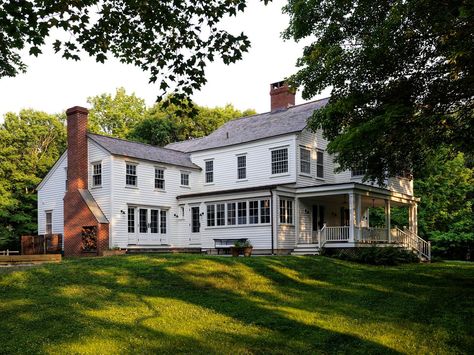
top-left (242, 240), bottom-right (253, 257)
top-left (231, 240), bottom-right (253, 257)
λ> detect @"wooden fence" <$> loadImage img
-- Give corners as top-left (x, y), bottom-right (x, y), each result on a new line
top-left (21, 234), bottom-right (62, 255)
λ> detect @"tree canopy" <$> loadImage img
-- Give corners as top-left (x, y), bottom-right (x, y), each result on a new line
top-left (0, 110), bottom-right (66, 249)
top-left (284, 0), bottom-right (474, 183)
top-left (0, 0), bottom-right (268, 104)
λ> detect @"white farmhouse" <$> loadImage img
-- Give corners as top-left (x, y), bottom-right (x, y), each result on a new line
top-left (37, 82), bottom-right (430, 259)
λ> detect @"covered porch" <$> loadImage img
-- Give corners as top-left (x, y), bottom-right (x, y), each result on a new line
top-left (292, 183), bottom-right (430, 260)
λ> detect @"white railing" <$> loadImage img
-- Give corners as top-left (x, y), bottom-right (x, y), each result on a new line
top-left (357, 228), bottom-right (389, 242)
top-left (325, 226), bottom-right (350, 242)
top-left (393, 227), bottom-right (431, 261)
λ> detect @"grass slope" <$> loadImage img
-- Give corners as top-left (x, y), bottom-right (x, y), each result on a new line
top-left (0, 255), bottom-right (473, 354)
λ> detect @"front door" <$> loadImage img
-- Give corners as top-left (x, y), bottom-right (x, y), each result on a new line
top-left (190, 206), bottom-right (201, 245)
top-left (312, 205), bottom-right (326, 231)
top-left (134, 207), bottom-right (167, 245)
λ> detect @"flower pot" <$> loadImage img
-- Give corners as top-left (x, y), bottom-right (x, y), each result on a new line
top-left (243, 247), bottom-right (253, 257)
top-left (231, 247), bottom-right (241, 257)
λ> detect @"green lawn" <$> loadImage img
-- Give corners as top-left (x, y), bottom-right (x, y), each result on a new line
top-left (0, 255), bottom-right (473, 354)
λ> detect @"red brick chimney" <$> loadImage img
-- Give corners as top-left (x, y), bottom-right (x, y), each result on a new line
top-left (270, 81), bottom-right (295, 111)
top-left (66, 106), bottom-right (89, 190)
top-left (63, 106), bottom-right (110, 257)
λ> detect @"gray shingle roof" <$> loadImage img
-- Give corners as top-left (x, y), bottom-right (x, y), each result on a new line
top-left (88, 133), bottom-right (200, 170)
top-left (165, 98), bottom-right (329, 152)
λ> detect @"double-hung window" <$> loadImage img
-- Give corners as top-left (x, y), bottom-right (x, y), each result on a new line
top-left (249, 200), bottom-right (259, 224)
top-left (205, 160), bottom-right (214, 183)
top-left (92, 162), bottom-right (102, 187)
top-left (126, 163), bottom-right (137, 186)
top-left (155, 168), bottom-right (165, 189)
top-left (351, 168), bottom-right (365, 177)
top-left (207, 205), bottom-right (215, 227)
top-left (227, 203), bottom-right (236, 225)
top-left (300, 148), bottom-right (311, 175)
top-left (45, 211), bottom-right (53, 234)
top-left (279, 199), bottom-right (294, 224)
top-left (216, 204), bottom-right (225, 226)
top-left (180, 172), bottom-right (189, 186)
top-left (237, 201), bottom-right (247, 225)
top-left (316, 150), bottom-right (324, 178)
top-left (271, 148), bottom-right (288, 174)
top-left (237, 155), bottom-right (246, 180)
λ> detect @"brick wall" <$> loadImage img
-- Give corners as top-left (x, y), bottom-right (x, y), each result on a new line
top-left (270, 81), bottom-right (295, 111)
top-left (63, 106), bottom-right (109, 256)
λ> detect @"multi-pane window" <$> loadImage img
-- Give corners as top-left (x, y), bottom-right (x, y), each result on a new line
top-left (238, 201), bottom-right (247, 225)
top-left (126, 163), bottom-right (137, 186)
top-left (155, 168), bottom-right (165, 189)
top-left (45, 211), bottom-right (52, 235)
top-left (227, 202), bottom-right (236, 225)
top-left (207, 205), bottom-right (215, 227)
top-left (300, 148), bottom-right (311, 174)
top-left (316, 150), bottom-right (324, 178)
top-left (92, 162), bottom-right (102, 187)
top-left (237, 155), bottom-right (246, 180)
top-left (271, 148), bottom-right (288, 174)
top-left (128, 207), bottom-right (135, 233)
top-left (160, 210), bottom-right (167, 234)
top-left (351, 168), bottom-right (365, 177)
top-left (139, 208), bottom-right (148, 233)
top-left (279, 199), bottom-right (294, 224)
top-left (260, 200), bottom-right (270, 224)
top-left (150, 209), bottom-right (159, 233)
top-left (249, 200), bottom-right (259, 224)
top-left (216, 204), bottom-right (225, 226)
top-left (205, 160), bottom-right (214, 183)
top-left (180, 172), bottom-right (189, 186)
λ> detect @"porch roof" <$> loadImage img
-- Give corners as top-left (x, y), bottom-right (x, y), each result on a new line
top-left (283, 182), bottom-right (419, 205)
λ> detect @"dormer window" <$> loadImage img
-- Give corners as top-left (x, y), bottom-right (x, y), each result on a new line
top-left (92, 162), bottom-right (102, 187)
top-left (126, 163), bottom-right (137, 186)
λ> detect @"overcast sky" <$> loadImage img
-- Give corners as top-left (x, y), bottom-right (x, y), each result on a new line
top-left (0, 0), bottom-right (329, 119)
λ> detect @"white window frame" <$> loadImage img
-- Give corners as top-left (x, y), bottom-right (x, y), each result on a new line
top-left (45, 210), bottom-right (53, 235)
top-left (91, 161), bottom-right (102, 187)
top-left (316, 149), bottom-right (324, 179)
top-left (279, 198), bottom-right (294, 225)
top-left (180, 171), bottom-right (190, 187)
top-left (125, 162), bottom-right (138, 187)
top-left (205, 198), bottom-right (271, 229)
top-left (236, 154), bottom-right (247, 180)
top-left (299, 147), bottom-right (311, 176)
top-left (205, 159), bottom-right (214, 184)
top-left (351, 168), bottom-right (365, 177)
top-left (154, 167), bottom-right (165, 190)
top-left (270, 146), bottom-right (289, 175)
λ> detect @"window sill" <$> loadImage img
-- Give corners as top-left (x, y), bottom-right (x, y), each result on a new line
top-left (236, 179), bottom-right (248, 182)
top-left (180, 185), bottom-right (191, 189)
top-left (270, 173), bottom-right (290, 178)
top-left (279, 223), bottom-right (295, 227)
top-left (90, 185), bottom-right (102, 189)
top-left (154, 189), bottom-right (166, 192)
top-left (205, 223), bottom-right (270, 230)
top-left (204, 182), bottom-right (215, 186)
top-left (315, 177), bottom-right (325, 181)
top-left (299, 173), bottom-right (312, 178)
top-left (125, 185), bottom-right (139, 189)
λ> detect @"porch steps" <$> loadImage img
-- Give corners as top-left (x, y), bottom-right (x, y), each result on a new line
top-left (126, 247), bottom-right (202, 254)
top-left (291, 243), bottom-right (320, 256)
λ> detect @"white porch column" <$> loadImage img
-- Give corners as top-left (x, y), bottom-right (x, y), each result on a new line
top-left (348, 193), bottom-right (355, 242)
top-left (409, 203), bottom-right (418, 235)
top-left (385, 199), bottom-right (391, 242)
top-left (355, 194), bottom-right (362, 241)
top-left (295, 197), bottom-right (300, 245)
top-left (272, 192), bottom-right (278, 254)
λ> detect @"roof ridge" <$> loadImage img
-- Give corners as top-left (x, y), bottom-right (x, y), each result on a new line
top-left (87, 132), bottom-right (191, 155)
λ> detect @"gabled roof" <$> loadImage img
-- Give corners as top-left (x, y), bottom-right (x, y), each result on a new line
top-left (88, 133), bottom-right (200, 170)
top-left (165, 98), bottom-right (329, 153)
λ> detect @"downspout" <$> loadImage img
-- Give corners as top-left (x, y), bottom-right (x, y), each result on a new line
top-left (270, 188), bottom-right (274, 255)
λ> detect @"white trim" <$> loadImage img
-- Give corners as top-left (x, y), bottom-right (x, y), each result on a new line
top-left (36, 151), bottom-right (67, 191)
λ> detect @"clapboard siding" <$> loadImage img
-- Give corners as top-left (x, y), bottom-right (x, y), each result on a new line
top-left (88, 140), bottom-right (112, 221)
top-left (296, 129), bottom-right (336, 187)
top-left (189, 134), bottom-right (297, 193)
top-left (37, 153), bottom-right (67, 236)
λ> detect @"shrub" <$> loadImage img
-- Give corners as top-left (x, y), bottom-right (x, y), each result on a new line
top-left (332, 247), bottom-right (419, 265)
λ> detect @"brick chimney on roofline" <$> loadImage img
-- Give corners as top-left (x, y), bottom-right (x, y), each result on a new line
top-left (270, 81), bottom-right (295, 111)
top-left (66, 106), bottom-right (89, 191)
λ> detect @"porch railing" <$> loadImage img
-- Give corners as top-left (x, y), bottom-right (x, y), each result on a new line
top-left (318, 225), bottom-right (349, 247)
top-left (393, 227), bottom-right (431, 261)
top-left (357, 227), bottom-right (389, 242)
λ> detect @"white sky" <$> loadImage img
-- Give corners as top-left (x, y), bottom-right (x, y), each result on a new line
top-left (0, 0), bottom-right (329, 120)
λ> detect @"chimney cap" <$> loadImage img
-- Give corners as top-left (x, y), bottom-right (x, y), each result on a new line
top-left (66, 106), bottom-right (89, 116)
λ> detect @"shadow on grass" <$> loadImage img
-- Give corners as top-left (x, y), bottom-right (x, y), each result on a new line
top-left (0, 255), bottom-right (473, 354)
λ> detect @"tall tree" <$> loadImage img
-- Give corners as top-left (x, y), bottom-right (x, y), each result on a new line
top-left (0, 0), bottom-right (263, 103)
top-left (128, 101), bottom-right (256, 146)
top-left (284, 0), bottom-right (474, 183)
top-left (0, 110), bottom-right (66, 249)
top-left (87, 87), bottom-right (146, 138)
